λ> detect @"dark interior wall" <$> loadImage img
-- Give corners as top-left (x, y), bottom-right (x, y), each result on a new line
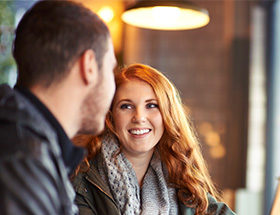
top-left (122, 0), bottom-right (250, 189)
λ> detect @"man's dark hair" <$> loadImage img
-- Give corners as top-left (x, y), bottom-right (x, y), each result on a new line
top-left (13, 0), bottom-right (110, 88)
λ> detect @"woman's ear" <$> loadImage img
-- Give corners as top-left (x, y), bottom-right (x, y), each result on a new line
top-left (80, 49), bottom-right (98, 86)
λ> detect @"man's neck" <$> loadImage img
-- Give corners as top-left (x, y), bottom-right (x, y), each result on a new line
top-left (29, 85), bottom-right (80, 138)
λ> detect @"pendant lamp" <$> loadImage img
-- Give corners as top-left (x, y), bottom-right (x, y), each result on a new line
top-left (121, 0), bottom-right (210, 30)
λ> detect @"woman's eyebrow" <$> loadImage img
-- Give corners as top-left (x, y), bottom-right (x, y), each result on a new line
top-left (145, 99), bottom-right (157, 102)
top-left (114, 99), bottom-right (132, 106)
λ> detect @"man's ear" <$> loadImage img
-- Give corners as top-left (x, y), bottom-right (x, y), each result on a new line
top-left (80, 49), bottom-right (98, 85)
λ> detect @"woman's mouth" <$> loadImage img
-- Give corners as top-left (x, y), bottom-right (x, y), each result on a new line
top-left (128, 128), bottom-right (151, 135)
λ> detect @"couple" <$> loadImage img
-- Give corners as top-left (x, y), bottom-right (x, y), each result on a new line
top-left (0, 0), bottom-right (235, 214)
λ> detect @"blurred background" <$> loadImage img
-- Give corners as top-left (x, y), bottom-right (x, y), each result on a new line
top-left (0, 0), bottom-right (279, 214)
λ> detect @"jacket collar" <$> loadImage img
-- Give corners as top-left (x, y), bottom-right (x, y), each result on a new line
top-left (14, 85), bottom-right (85, 175)
top-left (85, 157), bottom-right (115, 200)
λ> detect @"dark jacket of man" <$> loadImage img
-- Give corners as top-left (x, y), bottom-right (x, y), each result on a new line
top-left (0, 84), bottom-right (84, 215)
top-left (72, 156), bottom-right (236, 215)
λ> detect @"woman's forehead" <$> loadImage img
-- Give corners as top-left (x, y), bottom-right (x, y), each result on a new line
top-left (114, 79), bottom-right (156, 102)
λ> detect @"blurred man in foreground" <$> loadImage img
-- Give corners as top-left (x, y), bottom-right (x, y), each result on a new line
top-left (0, 0), bottom-right (116, 214)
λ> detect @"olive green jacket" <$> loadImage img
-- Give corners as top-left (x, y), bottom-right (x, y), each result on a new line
top-left (72, 161), bottom-right (236, 215)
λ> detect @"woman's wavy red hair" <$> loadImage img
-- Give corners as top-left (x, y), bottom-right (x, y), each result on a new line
top-left (73, 63), bottom-right (220, 214)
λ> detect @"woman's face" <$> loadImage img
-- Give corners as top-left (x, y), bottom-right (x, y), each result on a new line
top-left (112, 79), bottom-right (164, 158)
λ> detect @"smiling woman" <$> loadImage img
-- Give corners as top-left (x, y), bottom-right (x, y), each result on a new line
top-left (72, 63), bottom-right (236, 215)
top-left (112, 79), bottom-right (164, 161)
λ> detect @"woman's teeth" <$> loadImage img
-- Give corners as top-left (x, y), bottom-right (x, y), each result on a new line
top-left (129, 129), bottom-right (150, 135)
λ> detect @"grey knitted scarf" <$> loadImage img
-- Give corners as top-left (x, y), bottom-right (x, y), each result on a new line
top-left (97, 132), bottom-right (179, 215)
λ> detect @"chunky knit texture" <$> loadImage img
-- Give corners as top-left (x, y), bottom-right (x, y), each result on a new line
top-left (97, 132), bottom-right (179, 215)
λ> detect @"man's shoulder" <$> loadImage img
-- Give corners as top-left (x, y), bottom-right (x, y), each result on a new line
top-left (0, 121), bottom-right (51, 159)
top-left (0, 84), bottom-right (59, 159)
top-left (0, 84), bottom-right (36, 126)
top-left (0, 84), bottom-right (26, 111)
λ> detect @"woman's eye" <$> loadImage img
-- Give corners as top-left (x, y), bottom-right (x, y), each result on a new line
top-left (120, 104), bottom-right (133, 109)
top-left (146, 103), bottom-right (159, 109)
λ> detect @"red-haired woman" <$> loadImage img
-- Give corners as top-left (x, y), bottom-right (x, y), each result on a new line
top-left (72, 64), bottom-right (235, 215)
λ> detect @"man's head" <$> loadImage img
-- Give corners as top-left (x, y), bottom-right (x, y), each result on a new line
top-left (13, 0), bottom-right (110, 88)
top-left (13, 0), bottom-right (117, 136)
top-left (79, 38), bottom-right (116, 135)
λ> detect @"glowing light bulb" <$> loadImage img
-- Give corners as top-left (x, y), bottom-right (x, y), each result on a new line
top-left (152, 6), bottom-right (180, 26)
top-left (98, 6), bottom-right (114, 23)
top-left (122, 5), bottom-right (209, 30)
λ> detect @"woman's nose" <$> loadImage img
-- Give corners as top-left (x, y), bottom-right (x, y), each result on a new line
top-left (132, 108), bottom-right (146, 123)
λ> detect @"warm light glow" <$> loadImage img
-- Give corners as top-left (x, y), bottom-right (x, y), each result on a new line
top-left (122, 6), bottom-right (209, 30)
top-left (98, 6), bottom-right (114, 23)
top-left (199, 122), bottom-right (225, 159)
top-left (210, 145), bottom-right (226, 159)
top-left (205, 131), bottom-right (221, 147)
top-left (152, 6), bottom-right (180, 26)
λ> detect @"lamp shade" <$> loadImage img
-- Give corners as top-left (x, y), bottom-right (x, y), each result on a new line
top-left (121, 0), bottom-right (210, 30)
